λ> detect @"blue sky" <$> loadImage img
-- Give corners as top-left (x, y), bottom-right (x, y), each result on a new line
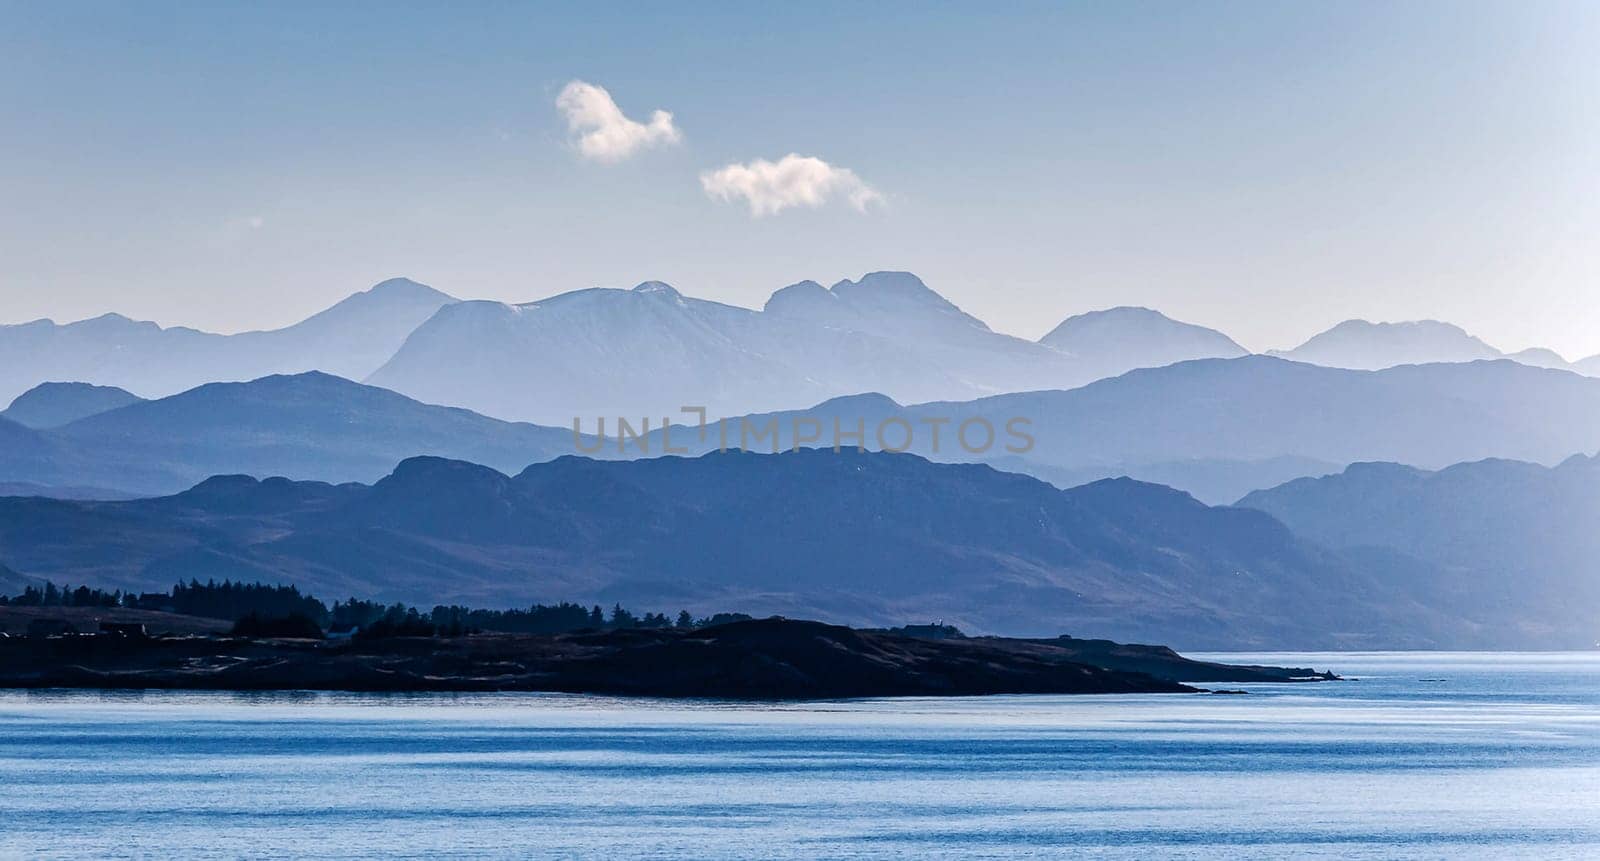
top-left (3, 1), bottom-right (1598, 356)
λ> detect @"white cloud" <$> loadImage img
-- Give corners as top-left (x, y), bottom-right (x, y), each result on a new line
top-left (700, 154), bottom-right (882, 217)
top-left (246, 215), bottom-right (265, 229)
top-left (556, 80), bottom-right (681, 163)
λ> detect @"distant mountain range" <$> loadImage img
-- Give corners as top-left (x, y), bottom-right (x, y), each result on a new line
top-left (367, 272), bottom-right (1255, 424)
top-left (0, 278), bottom-right (456, 405)
top-left (1238, 454), bottom-right (1600, 646)
top-left (7, 272), bottom-right (1598, 427)
top-left (4, 355), bottom-right (1600, 503)
top-left (0, 382), bottom-right (143, 428)
top-left (1272, 318), bottom-right (1600, 374)
top-left (0, 372), bottom-right (574, 495)
top-left (637, 356), bottom-right (1600, 503)
top-left (7, 271), bottom-right (1600, 652)
top-left (0, 449), bottom-right (1493, 649)
top-left (1, 272), bottom-right (1252, 425)
top-left (1038, 305), bottom-right (1249, 379)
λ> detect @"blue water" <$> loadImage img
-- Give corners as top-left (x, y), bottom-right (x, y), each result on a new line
top-left (3, 652), bottom-right (1599, 859)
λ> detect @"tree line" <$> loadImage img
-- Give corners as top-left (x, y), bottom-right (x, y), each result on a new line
top-left (0, 578), bottom-right (751, 639)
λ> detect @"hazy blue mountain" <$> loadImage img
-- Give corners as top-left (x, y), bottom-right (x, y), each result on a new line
top-left (13, 273), bottom-right (1599, 434)
top-left (986, 455), bottom-right (1344, 506)
top-left (1238, 454), bottom-right (1600, 645)
top-left (1038, 306), bottom-right (1247, 379)
top-left (0, 278), bottom-right (456, 403)
top-left (369, 272), bottom-right (1088, 424)
top-left (1269, 318), bottom-right (1599, 376)
top-left (635, 356), bottom-right (1600, 501)
top-left (1504, 347), bottom-right (1574, 371)
top-left (223, 277), bottom-right (459, 382)
top-left (0, 481), bottom-right (141, 501)
top-left (370, 271), bottom-right (1267, 425)
top-left (1272, 319), bottom-right (1502, 370)
top-left (10, 354), bottom-right (1600, 505)
top-left (368, 282), bottom-right (843, 424)
top-left (0, 372), bottom-right (575, 495)
top-left (764, 272), bottom-right (992, 342)
top-left (0, 416), bottom-right (79, 488)
top-left (948, 357), bottom-right (1600, 471)
top-left (0, 449), bottom-right (1477, 649)
top-left (2, 382), bottom-right (144, 428)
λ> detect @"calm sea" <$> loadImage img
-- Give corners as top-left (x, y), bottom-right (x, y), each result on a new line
top-left (2, 651), bottom-right (1598, 859)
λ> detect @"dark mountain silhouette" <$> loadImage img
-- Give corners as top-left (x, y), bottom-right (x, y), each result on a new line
top-left (0, 449), bottom-right (1485, 649)
top-left (1238, 454), bottom-right (1600, 645)
top-left (2, 382), bottom-right (144, 429)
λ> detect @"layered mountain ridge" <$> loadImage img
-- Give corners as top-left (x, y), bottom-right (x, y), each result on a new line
top-left (8, 272), bottom-right (1597, 428)
top-left (4, 272), bottom-right (1251, 426)
top-left (1272, 318), bottom-right (1598, 374)
top-left (0, 449), bottom-right (1499, 649)
top-left (0, 278), bottom-right (456, 404)
top-left (368, 271), bottom-right (1109, 423)
top-left (1238, 454), bottom-right (1600, 645)
top-left (5, 356), bottom-right (1600, 503)
top-left (636, 356), bottom-right (1600, 503)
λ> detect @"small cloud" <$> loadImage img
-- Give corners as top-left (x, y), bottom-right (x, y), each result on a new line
top-left (247, 215), bottom-right (265, 229)
top-left (556, 80), bottom-right (681, 163)
top-left (700, 154), bottom-right (883, 217)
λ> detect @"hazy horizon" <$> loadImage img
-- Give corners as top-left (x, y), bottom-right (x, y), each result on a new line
top-left (4, 270), bottom-right (1596, 361)
top-left (4, 2), bottom-right (1599, 357)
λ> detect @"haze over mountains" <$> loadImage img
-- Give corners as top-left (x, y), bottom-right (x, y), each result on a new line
top-left (1239, 455), bottom-right (1600, 645)
top-left (0, 382), bottom-right (143, 429)
top-left (1038, 306), bottom-right (1248, 379)
top-left (635, 356), bottom-right (1600, 503)
top-left (365, 272), bottom-right (1173, 424)
top-left (8, 271), bottom-right (1598, 427)
top-left (0, 278), bottom-right (456, 404)
top-left (6, 269), bottom-right (1600, 647)
top-left (1271, 318), bottom-right (1600, 374)
top-left (0, 373), bottom-right (574, 495)
top-left (0, 449), bottom-right (1501, 649)
top-left (4, 352), bottom-right (1600, 505)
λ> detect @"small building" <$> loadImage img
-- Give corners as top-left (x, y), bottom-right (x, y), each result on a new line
top-left (898, 621), bottom-right (964, 640)
top-left (135, 593), bottom-right (176, 613)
